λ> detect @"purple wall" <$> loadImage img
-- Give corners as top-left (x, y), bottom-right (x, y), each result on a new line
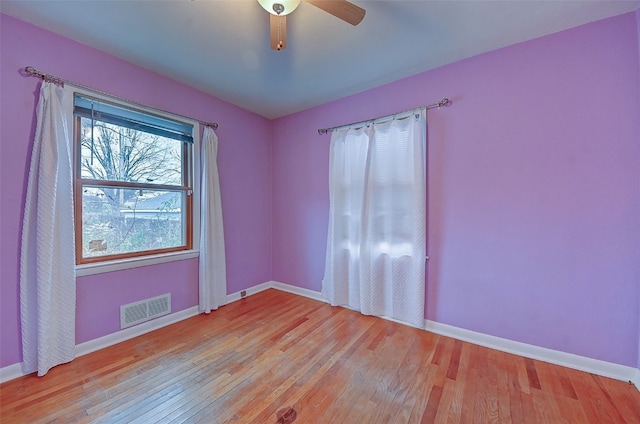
top-left (636, 7), bottom-right (640, 372)
top-left (272, 12), bottom-right (640, 367)
top-left (0, 14), bottom-right (272, 368)
top-left (2, 10), bottom-right (639, 373)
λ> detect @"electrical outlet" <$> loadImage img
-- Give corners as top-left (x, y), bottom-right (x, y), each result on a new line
top-left (240, 290), bottom-right (247, 298)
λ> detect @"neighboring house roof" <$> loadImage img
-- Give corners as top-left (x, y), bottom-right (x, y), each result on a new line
top-left (121, 191), bottom-right (181, 213)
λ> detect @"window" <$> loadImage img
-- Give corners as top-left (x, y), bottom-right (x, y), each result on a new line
top-left (323, 111), bottom-right (427, 327)
top-left (73, 94), bottom-right (194, 264)
top-left (331, 124), bottom-right (418, 259)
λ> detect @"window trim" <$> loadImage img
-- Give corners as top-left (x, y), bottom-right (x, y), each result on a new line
top-left (68, 87), bottom-right (201, 272)
top-left (75, 250), bottom-right (200, 277)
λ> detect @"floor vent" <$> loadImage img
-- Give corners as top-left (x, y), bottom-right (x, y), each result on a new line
top-left (121, 294), bottom-right (171, 329)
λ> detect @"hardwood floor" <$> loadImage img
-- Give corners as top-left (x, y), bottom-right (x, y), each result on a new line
top-left (1, 289), bottom-right (639, 423)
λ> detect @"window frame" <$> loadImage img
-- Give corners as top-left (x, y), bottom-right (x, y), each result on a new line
top-left (69, 88), bottom-right (200, 269)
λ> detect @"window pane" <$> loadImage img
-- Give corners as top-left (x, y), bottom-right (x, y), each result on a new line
top-left (80, 117), bottom-right (184, 186)
top-left (81, 186), bottom-right (186, 258)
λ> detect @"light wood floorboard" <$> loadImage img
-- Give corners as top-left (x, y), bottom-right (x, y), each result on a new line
top-left (1, 289), bottom-right (639, 423)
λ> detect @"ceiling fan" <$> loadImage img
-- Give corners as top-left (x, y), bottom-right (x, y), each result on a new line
top-left (257, 0), bottom-right (366, 51)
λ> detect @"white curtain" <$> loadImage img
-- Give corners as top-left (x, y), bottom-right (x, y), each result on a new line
top-left (199, 126), bottom-right (227, 313)
top-left (322, 110), bottom-right (426, 328)
top-left (20, 81), bottom-right (76, 376)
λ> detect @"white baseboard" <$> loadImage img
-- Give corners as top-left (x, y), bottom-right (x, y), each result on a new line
top-left (632, 368), bottom-right (640, 390)
top-left (226, 281), bottom-right (273, 303)
top-left (269, 281), bottom-right (424, 329)
top-left (3, 281), bottom-right (639, 391)
top-left (268, 282), bottom-right (639, 388)
top-left (424, 320), bottom-right (639, 387)
top-left (0, 281), bottom-right (280, 383)
top-left (271, 281), bottom-right (328, 303)
top-left (75, 306), bottom-right (200, 358)
top-left (0, 305), bottom-right (200, 384)
top-left (0, 362), bottom-right (24, 384)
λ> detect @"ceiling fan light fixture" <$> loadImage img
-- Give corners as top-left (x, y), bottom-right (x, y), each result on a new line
top-left (258, 0), bottom-right (301, 15)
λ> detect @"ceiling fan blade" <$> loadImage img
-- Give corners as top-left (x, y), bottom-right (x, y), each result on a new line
top-left (270, 14), bottom-right (287, 51)
top-left (306, 0), bottom-right (365, 26)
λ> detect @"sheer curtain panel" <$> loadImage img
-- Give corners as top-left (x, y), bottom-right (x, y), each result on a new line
top-left (199, 126), bottom-right (227, 313)
top-left (322, 126), bottom-right (369, 311)
top-left (323, 110), bottom-right (427, 328)
top-left (20, 81), bottom-right (76, 376)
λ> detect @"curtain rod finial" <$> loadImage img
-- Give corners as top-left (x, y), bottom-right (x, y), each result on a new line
top-left (23, 66), bottom-right (42, 78)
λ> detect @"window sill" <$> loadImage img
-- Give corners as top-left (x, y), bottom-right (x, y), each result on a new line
top-left (76, 250), bottom-right (199, 277)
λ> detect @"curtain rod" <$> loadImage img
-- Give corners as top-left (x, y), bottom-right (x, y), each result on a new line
top-left (22, 66), bottom-right (219, 130)
top-left (317, 98), bottom-right (451, 135)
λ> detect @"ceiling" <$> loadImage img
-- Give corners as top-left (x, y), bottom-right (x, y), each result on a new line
top-left (2, 0), bottom-right (639, 119)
